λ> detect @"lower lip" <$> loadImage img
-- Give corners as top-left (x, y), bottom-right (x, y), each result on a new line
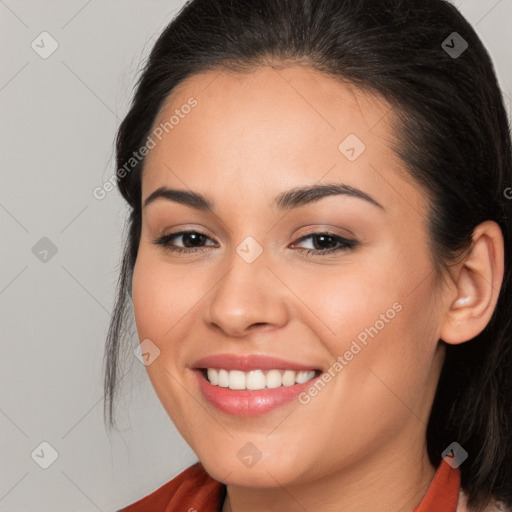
top-left (193, 370), bottom-right (322, 416)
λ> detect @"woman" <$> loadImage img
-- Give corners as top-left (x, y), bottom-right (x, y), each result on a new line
top-left (103, 0), bottom-right (512, 510)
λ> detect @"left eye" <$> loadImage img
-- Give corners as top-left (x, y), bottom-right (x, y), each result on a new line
top-left (292, 232), bottom-right (357, 255)
top-left (153, 230), bottom-right (357, 256)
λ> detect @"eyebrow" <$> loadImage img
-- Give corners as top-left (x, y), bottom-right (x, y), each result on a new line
top-left (143, 182), bottom-right (385, 211)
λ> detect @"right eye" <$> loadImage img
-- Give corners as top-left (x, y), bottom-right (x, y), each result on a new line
top-left (152, 230), bottom-right (219, 254)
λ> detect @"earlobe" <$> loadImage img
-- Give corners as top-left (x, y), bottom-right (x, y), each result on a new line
top-left (440, 221), bottom-right (504, 345)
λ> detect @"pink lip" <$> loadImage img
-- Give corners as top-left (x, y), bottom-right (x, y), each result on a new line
top-left (193, 370), bottom-right (322, 416)
top-left (190, 354), bottom-right (322, 416)
top-left (191, 353), bottom-right (319, 372)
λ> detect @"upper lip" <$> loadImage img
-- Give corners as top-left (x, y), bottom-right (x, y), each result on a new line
top-left (191, 353), bottom-right (320, 372)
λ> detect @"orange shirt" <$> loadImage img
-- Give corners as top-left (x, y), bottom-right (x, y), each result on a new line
top-left (118, 458), bottom-right (460, 512)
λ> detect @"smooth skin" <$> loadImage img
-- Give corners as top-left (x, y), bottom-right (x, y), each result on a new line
top-left (131, 64), bottom-right (504, 512)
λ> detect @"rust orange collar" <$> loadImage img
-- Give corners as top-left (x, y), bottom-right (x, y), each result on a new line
top-left (119, 458), bottom-right (460, 512)
top-left (414, 458), bottom-right (460, 512)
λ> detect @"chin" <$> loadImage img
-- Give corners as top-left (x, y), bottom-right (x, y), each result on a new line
top-left (198, 448), bottom-right (306, 488)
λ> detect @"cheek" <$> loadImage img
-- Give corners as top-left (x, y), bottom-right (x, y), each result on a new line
top-left (131, 251), bottom-right (198, 431)
top-left (131, 249), bottom-right (199, 343)
top-left (132, 258), bottom-right (166, 342)
top-left (294, 247), bottom-right (440, 397)
top-left (285, 255), bottom-right (403, 345)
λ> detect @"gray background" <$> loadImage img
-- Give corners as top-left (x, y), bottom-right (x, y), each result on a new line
top-left (1, 1), bottom-right (511, 511)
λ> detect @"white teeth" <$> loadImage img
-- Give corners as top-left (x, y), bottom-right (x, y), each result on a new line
top-left (204, 368), bottom-right (317, 390)
top-left (266, 369), bottom-right (282, 389)
top-left (218, 369), bottom-right (229, 387)
top-left (246, 370), bottom-right (266, 390)
top-left (207, 368), bottom-right (218, 385)
top-left (296, 370), bottom-right (315, 384)
top-left (228, 370), bottom-right (246, 390)
top-left (282, 370), bottom-right (296, 386)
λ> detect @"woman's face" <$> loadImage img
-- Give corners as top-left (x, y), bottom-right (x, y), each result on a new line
top-left (132, 65), bottom-right (448, 487)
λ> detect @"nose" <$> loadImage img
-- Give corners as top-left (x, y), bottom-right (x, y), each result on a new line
top-left (203, 245), bottom-right (290, 338)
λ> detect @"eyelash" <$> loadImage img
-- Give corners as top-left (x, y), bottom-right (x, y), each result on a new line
top-left (152, 230), bottom-right (358, 256)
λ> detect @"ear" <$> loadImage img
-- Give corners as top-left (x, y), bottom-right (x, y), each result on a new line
top-left (439, 220), bottom-right (504, 345)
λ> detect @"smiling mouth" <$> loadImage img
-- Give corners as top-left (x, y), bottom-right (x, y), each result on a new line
top-left (199, 368), bottom-right (322, 391)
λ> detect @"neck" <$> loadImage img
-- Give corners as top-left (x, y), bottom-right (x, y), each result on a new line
top-left (222, 440), bottom-right (436, 512)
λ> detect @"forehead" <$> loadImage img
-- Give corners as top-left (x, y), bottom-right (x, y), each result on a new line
top-left (141, 65), bottom-right (425, 218)
top-left (152, 64), bottom-right (391, 142)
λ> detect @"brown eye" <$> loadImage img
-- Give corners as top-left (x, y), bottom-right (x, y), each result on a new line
top-left (153, 230), bottom-right (218, 254)
top-left (293, 232), bottom-right (357, 256)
